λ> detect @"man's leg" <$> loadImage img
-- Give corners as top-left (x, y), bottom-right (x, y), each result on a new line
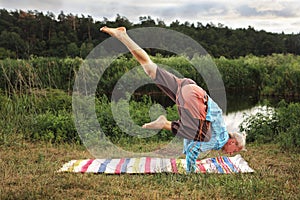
top-left (100, 26), bottom-right (157, 79)
top-left (100, 26), bottom-right (170, 130)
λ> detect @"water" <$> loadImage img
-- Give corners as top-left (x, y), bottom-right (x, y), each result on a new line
top-left (224, 91), bottom-right (260, 132)
top-left (134, 90), bottom-right (299, 133)
top-left (224, 91), bottom-right (300, 132)
top-left (143, 91), bottom-right (273, 133)
top-left (223, 105), bottom-right (271, 133)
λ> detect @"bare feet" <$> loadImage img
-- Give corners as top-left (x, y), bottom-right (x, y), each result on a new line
top-left (100, 26), bottom-right (126, 39)
top-left (142, 115), bottom-right (167, 130)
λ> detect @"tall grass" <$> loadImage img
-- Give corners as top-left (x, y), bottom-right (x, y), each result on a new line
top-left (0, 57), bottom-right (81, 94)
top-left (0, 89), bottom-right (74, 144)
top-left (0, 54), bottom-right (299, 97)
top-left (216, 53), bottom-right (300, 96)
top-left (0, 54), bottom-right (300, 147)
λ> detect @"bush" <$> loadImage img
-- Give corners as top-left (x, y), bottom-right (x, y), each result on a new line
top-left (95, 95), bottom-right (178, 143)
top-left (240, 101), bottom-right (300, 152)
top-left (276, 102), bottom-right (300, 151)
top-left (32, 88), bottom-right (72, 113)
top-left (240, 106), bottom-right (278, 143)
top-left (277, 125), bottom-right (300, 152)
top-left (30, 110), bottom-right (79, 143)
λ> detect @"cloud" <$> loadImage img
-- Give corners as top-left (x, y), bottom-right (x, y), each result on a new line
top-left (292, 21), bottom-right (300, 26)
top-left (237, 1), bottom-right (297, 18)
top-left (0, 0), bottom-right (299, 33)
top-left (110, 1), bottom-right (231, 23)
top-left (248, 0), bottom-right (285, 12)
top-left (2, 0), bottom-right (63, 11)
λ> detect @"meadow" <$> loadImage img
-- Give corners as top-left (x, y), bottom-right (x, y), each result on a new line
top-left (1, 142), bottom-right (299, 199)
top-left (0, 54), bottom-right (300, 199)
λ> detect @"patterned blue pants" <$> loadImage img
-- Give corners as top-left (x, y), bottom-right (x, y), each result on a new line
top-left (184, 139), bottom-right (217, 173)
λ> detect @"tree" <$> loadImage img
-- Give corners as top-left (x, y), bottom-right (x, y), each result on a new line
top-left (156, 18), bottom-right (166, 27)
top-left (170, 20), bottom-right (180, 28)
top-left (80, 42), bottom-right (94, 58)
top-left (0, 8), bottom-right (298, 59)
top-left (46, 11), bottom-right (56, 41)
top-left (67, 42), bottom-right (79, 57)
top-left (0, 31), bottom-right (26, 58)
top-left (0, 47), bottom-right (16, 59)
top-left (115, 14), bottom-right (132, 28)
top-left (139, 16), bottom-right (156, 26)
top-left (58, 11), bottom-right (67, 23)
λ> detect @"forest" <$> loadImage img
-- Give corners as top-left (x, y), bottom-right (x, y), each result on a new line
top-left (0, 8), bottom-right (300, 59)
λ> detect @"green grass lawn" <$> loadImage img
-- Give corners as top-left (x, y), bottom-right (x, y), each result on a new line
top-left (0, 142), bottom-right (299, 200)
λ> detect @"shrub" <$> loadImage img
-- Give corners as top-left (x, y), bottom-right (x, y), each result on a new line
top-left (95, 94), bottom-right (178, 143)
top-left (32, 88), bottom-right (72, 113)
top-left (276, 102), bottom-right (300, 152)
top-left (277, 125), bottom-right (300, 152)
top-left (240, 106), bottom-right (278, 143)
top-left (240, 101), bottom-right (300, 152)
top-left (30, 110), bottom-right (79, 143)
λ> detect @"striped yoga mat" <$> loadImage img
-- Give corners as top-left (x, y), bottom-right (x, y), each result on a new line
top-left (58, 154), bottom-right (254, 174)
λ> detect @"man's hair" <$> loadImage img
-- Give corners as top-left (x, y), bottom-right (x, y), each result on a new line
top-left (229, 132), bottom-right (247, 151)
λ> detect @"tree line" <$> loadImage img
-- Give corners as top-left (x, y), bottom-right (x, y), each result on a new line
top-left (0, 8), bottom-right (300, 59)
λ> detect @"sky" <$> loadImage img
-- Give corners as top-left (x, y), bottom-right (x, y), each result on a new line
top-left (0, 0), bottom-right (300, 34)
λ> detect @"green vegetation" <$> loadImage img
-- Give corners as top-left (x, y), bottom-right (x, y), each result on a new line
top-left (1, 54), bottom-right (300, 97)
top-left (0, 54), bottom-right (299, 199)
top-left (0, 54), bottom-right (299, 152)
top-left (0, 89), bottom-right (75, 144)
top-left (216, 54), bottom-right (300, 97)
top-left (0, 9), bottom-right (300, 59)
top-left (240, 100), bottom-right (300, 152)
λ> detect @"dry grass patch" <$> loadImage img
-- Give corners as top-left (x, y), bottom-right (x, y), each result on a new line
top-left (0, 142), bottom-right (299, 200)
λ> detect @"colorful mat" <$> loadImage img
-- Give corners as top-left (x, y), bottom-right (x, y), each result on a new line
top-left (58, 154), bottom-right (254, 174)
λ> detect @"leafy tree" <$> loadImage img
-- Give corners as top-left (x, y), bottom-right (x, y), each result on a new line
top-left (0, 31), bottom-right (26, 58)
top-left (139, 16), bottom-right (156, 27)
top-left (67, 42), bottom-right (79, 57)
top-left (0, 8), bottom-right (299, 59)
top-left (80, 42), bottom-right (94, 58)
top-left (0, 47), bottom-right (16, 58)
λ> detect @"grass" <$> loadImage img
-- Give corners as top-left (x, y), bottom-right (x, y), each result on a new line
top-left (0, 141), bottom-right (299, 200)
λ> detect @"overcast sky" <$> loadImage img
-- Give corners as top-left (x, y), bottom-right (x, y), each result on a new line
top-left (1, 0), bottom-right (299, 33)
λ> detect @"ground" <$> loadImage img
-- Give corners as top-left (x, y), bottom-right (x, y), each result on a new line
top-left (0, 142), bottom-right (299, 200)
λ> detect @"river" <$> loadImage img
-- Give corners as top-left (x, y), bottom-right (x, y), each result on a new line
top-left (143, 90), bottom-right (299, 133)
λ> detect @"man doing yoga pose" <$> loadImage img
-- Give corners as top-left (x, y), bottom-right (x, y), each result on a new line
top-left (100, 26), bottom-right (246, 173)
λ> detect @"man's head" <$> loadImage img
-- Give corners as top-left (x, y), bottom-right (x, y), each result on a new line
top-left (222, 132), bottom-right (247, 155)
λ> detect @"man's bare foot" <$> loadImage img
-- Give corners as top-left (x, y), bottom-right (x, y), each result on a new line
top-left (100, 26), bottom-right (126, 39)
top-left (142, 115), bottom-right (167, 129)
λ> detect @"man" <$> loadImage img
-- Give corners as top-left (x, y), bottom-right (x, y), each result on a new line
top-left (100, 26), bottom-right (246, 173)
